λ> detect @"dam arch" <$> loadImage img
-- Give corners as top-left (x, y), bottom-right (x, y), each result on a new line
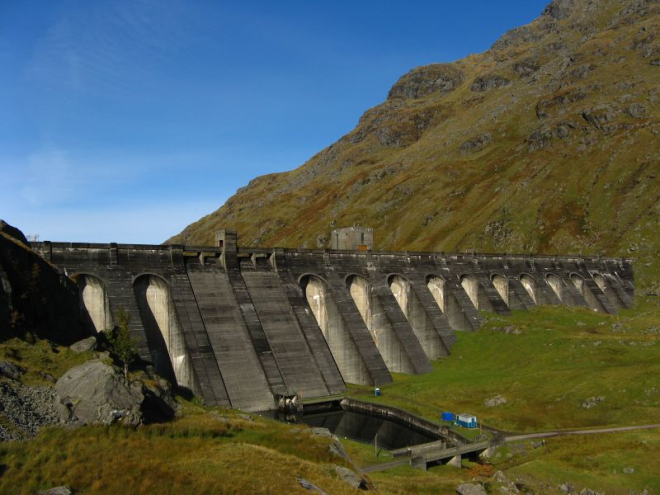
top-left (74, 273), bottom-right (112, 334)
top-left (546, 273), bottom-right (564, 302)
top-left (593, 273), bottom-right (622, 309)
top-left (571, 273), bottom-right (605, 312)
top-left (388, 274), bottom-right (444, 360)
top-left (301, 274), bottom-right (370, 384)
top-left (133, 274), bottom-right (196, 391)
top-left (347, 274), bottom-right (413, 373)
top-left (460, 274), bottom-right (495, 312)
top-left (426, 275), bottom-right (471, 331)
top-left (520, 274), bottom-right (538, 304)
top-left (491, 273), bottom-right (509, 307)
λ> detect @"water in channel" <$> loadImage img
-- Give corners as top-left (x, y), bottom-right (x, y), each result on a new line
top-left (271, 409), bottom-right (437, 451)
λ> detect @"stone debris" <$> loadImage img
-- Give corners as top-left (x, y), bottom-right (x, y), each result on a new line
top-left (311, 427), bottom-right (333, 437)
top-left (559, 482), bottom-right (575, 494)
top-left (328, 441), bottom-right (349, 460)
top-left (579, 489), bottom-right (604, 495)
top-left (460, 133), bottom-right (492, 153)
top-left (456, 483), bottom-right (488, 495)
top-left (493, 471), bottom-right (520, 493)
top-left (0, 381), bottom-right (60, 441)
top-left (297, 477), bottom-right (327, 494)
top-left (333, 465), bottom-right (366, 490)
top-left (582, 104), bottom-right (620, 130)
top-left (70, 336), bottom-right (97, 354)
top-left (213, 415), bottom-right (230, 424)
top-left (0, 360), bottom-right (23, 380)
top-left (582, 396), bottom-right (605, 409)
top-left (38, 371), bottom-right (56, 383)
top-left (38, 487), bottom-right (73, 495)
top-left (485, 395), bottom-right (508, 407)
top-left (626, 103), bottom-right (647, 119)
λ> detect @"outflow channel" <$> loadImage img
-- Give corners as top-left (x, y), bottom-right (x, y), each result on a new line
top-left (284, 408), bottom-right (437, 450)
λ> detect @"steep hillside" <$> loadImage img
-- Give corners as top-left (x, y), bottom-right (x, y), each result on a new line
top-left (0, 221), bottom-right (86, 345)
top-left (171, 0), bottom-right (660, 289)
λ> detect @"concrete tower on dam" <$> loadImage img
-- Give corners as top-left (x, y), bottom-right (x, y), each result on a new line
top-left (33, 230), bottom-right (635, 412)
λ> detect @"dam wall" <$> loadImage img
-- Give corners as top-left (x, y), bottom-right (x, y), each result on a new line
top-left (33, 231), bottom-right (634, 411)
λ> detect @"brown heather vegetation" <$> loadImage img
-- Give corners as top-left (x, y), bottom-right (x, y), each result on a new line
top-left (170, 0), bottom-right (660, 291)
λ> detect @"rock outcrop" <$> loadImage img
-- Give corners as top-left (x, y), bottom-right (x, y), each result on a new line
top-left (55, 360), bottom-right (177, 426)
top-left (56, 360), bottom-right (146, 426)
top-left (0, 220), bottom-right (30, 247)
top-left (388, 64), bottom-right (465, 100)
top-left (0, 220), bottom-right (87, 345)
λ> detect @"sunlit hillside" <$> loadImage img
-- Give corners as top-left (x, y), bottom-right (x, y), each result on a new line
top-left (170, 0), bottom-right (660, 290)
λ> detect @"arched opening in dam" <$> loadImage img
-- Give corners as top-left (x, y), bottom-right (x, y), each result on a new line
top-left (520, 274), bottom-right (538, 304)
top-left (491, 274), bottom-right (509, 307)
top-left (347, 274), bottom-right (413, 374)
top-left (426, 275), bottom-right (471, 331)
top-left (546, 273), bottom-right (564, 302)
top-left (593, 273), bottom-right (622, 309)
top-left (571, 273), bottom-right (605, 312)
top-left (301, 275), bottom-right (371, 385)
top-left (460, 275), bottom-right (495, 312)
top-left (75, 274), bottom-right (113, 334)
top-left (134, 274), bottom-right (196, 391)
top-left (388, 274), bottom-right (444, 360)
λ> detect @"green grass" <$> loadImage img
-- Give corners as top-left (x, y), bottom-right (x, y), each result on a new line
top-left (347, 300), bottom-right (660, 433)
top-left (491, 430), bottom-right (660, 494)
top-left (0, 338), bottom-right (96, 386)
top-left (0, 413), bottom-right (364, 495)
top-left (2, 300), bottom-right (660, 493)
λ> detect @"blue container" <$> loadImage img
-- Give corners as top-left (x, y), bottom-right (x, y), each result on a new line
top-left (374, 388), bottom-right (381, 397)
top-left (441, 412), bottom-right (455, 422)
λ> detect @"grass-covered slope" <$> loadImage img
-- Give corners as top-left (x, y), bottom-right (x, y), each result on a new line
top-left (2, 299), bottom-right (659, 493)
top-left (171, 0), bottom-right (660, 291)
top-left (0, 411), bottom-right (366, 495)
top-left (347, 299), bottom-right (660, 433)
top-left (346, 298), bottom-right (660, 493)
top-left (0, 338), bottom-right (366, 495)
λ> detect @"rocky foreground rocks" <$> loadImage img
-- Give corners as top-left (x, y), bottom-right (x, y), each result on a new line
top-left (0, 357), bottom-right (177, 441)
top-left (0, 381), bottom-right (60, 441)
top-left (56, 360), bottom-right (146, 427)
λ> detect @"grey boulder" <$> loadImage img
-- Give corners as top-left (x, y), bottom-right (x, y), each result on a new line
top-left (38, 487), bottom-right (72, 495)
top-left (297, 477), bottom-right (327, 494)
top-left (457, 483), bottom-right (488, 495)
top-left (55, 360), bottom-right (144, 426)
top-left (70, 336), bottom-right (97, 354)
top-left (0, 360), bottom-right (23, 380)
top-left (333, 465), bottom-right (365, 490)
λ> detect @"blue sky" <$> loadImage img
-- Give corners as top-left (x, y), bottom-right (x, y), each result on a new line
top-left (1, 0), bottom-right (550, 243)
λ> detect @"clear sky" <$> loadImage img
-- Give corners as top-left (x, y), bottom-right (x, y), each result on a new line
top-left (1, 0), bottom-right (550, 243)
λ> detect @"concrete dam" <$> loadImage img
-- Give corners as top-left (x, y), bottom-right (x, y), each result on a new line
top-left (33, 228), bottom-right (634, 412)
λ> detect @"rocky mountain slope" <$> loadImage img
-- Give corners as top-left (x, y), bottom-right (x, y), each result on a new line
top-left (171, 0), bottom-right (660, 289)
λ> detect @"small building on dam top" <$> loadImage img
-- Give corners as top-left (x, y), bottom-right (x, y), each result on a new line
top-left (33, 229), bottom-right (634, 412)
